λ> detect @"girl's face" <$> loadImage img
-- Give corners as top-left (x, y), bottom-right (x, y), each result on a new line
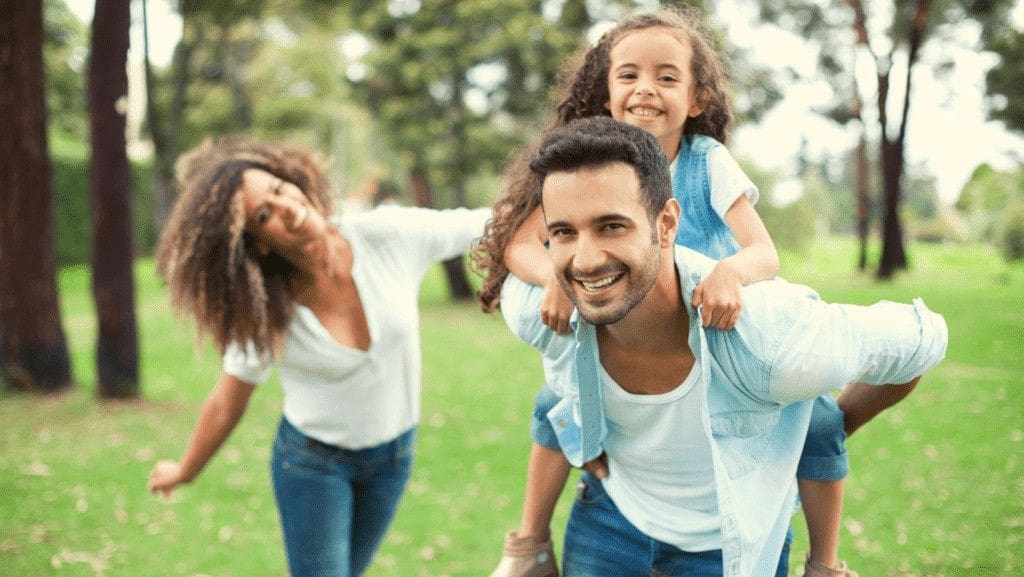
top-left (606, 27), bottom-right (703, 161)
top-left (240, 168), bottom-right (327, 262)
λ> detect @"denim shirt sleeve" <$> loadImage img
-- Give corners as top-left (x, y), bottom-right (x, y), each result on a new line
top-left (727, 278), bottom-right (949, 405)
top-left (501, 274), bottom-right (590, 466)
top-left (500, 275), bottom-right (566, 358)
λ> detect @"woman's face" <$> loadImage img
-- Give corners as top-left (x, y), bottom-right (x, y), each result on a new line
top-left (239, 168), bottom-right (328, 261)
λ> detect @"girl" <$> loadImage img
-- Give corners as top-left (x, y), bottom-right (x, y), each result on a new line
top-left (475, 7), bottom-right (866, 577)
top-left (147, 138), bottom-right (490, 577)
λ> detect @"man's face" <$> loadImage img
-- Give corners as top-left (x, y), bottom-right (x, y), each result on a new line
top-left (542, 162), bottom-right (666, 326)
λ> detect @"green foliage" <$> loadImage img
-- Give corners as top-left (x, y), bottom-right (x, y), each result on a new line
top-left (956, 162), bottom-right (1023, 242)
top-left (50, 132), bottom-right (157, 266)
top-left (341, 0), bottom-right (598, 205)
top-left (996, 201), bottom-right (1024, 262)
top-left (43, 0), bottom-right (88, 141)
top-left (2, 241), bottom-right (1023, 575)
top-left (741, 160), bottom-right (818, 253)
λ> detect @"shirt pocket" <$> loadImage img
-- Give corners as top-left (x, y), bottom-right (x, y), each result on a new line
top-left (710, 410), bottom-right (779, 479)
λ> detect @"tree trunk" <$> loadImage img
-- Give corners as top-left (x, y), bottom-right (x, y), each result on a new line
top-left (408, 165), bottom-right (474, 301)
top-left (88, 0), bottom-right (139, 399)
top-left (0, 0), bottom-right (74, 393)
top-left (854, 131), bottom-right (871, 271)
top-left (877, 141), bottom-right (907, 279)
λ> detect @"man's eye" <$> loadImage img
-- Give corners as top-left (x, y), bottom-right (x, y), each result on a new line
top-left (550, 228), bottom-right (574, 238)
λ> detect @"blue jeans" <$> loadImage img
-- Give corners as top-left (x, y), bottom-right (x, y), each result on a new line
top-left (271, 417), bottom-right (415, 577)
top-left (564, 473), bottom-right (791, 577)
top-left (532, 386), bottom-right (849, 482)
top-left (796, 394), bottom-right (849, 481)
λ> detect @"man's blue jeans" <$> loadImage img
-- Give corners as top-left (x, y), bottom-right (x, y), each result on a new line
top-left (564, 473), bottom-right (791, 577)
top-left (271, 417), bottom-right (415, 577)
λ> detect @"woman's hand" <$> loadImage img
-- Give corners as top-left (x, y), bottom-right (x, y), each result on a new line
top-left (148, 460), bottom-right (185, 498)
top-left (692, 261), bottom-right (743, 330)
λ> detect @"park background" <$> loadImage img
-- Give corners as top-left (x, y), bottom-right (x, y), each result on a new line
top-left (2, 0), bottom-right (1023, 576)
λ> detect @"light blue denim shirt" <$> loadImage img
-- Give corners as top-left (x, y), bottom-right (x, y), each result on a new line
top-left (501, 245), bottom-right (948, 577)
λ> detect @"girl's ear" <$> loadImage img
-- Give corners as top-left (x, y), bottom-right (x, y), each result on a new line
top-left (688, 86), bottom-right (706, 118)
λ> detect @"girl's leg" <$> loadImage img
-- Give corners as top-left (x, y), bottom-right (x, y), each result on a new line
top-left (491, 385), bottom-right (568, 577)
top-left (519, 443), bottom-right (572, 540)
top-left (797, 396), bottom-right (849, 570)
top-left (349, 428), bottom-right (415, 576)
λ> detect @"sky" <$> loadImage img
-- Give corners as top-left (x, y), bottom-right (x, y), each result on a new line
top-left (65, 0), bottom-right (1024, 206)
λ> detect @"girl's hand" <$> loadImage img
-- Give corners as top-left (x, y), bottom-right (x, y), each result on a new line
top-left (540, 276), bottom-right (573, 335)
top-left (148, 460), bottom-right (184, 499)
top-left (692, 261), bottom-right (743, 330)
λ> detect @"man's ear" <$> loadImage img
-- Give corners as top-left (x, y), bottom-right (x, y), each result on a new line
top-left (658, 198), bottom-right (680, 248)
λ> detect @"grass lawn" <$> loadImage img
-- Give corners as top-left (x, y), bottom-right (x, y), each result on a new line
top-left (1, 237), bottom-right (1022, 576)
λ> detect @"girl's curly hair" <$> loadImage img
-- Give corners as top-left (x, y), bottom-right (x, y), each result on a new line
top-left (472, 5), bottom-right (732, 312)
top-left (155, 138), bottom-right (334, 359)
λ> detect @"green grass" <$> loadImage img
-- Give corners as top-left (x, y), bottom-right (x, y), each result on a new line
top-left (1, 238), bottom-right (1022, 576)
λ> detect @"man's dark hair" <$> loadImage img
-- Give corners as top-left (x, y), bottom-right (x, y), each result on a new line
top-left (528, 116), bottom-right (671, 222)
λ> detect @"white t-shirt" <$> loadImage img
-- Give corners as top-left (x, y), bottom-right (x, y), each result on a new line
top-left (601, 355), bottom-right (722, 552)
top-left (223, 205), bottom-right (491, 449)
top-left (668, 145), bottom-right (759, 220)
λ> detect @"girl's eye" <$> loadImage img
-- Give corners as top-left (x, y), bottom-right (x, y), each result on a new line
top-left (257, 207), bottom-right (271, 224)
top-left (659, 75), bottom-right (678, 83)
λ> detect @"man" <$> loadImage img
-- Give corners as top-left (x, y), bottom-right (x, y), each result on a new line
top-left (498, 117), bottom-right (947, 577)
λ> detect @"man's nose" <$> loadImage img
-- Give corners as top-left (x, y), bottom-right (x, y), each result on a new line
top-left (572, 235), bottom-right (606, 273)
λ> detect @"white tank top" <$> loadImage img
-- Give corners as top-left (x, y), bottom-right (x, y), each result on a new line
top-left (600, 357), bottom-right (722, 551)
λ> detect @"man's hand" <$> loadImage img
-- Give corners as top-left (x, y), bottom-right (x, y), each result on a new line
top-left (581, 453), bottom-right (608, 479)
top-left (692, 261), bottom-right (743, 330)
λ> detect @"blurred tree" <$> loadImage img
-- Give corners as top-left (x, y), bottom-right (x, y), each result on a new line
top-left (0, 0), bottom-right (74, 393)
top-left (956, 162), bottom-right (1022, 242)
top-left (338, 0), bottom-right (595, 299)
top-left (976, 1), bottom-right (1024, 134)
top-left (146, 0), bottom-right (270, 233)
top-left (88, 0), bottom-right (139, 399)
top-left (44, 0), bottom-right (89, 141)
top-left (756, 0), bottom-right (990, 278)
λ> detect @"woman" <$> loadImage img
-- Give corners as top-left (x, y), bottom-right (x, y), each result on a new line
top-left (147, 138), bottom-right (490, 577)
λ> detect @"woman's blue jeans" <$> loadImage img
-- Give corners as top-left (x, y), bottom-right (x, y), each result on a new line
top-left (271, 417), bottom-right (415, 577)
top-left (563, 473), bottom-right (791, 577)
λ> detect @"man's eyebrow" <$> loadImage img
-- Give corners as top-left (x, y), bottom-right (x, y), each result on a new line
top-left (546, 213), bottom-right (633, 231)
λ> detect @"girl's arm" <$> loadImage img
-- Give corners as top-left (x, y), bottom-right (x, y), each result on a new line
top-left (504, 206), bottom-right (573, 335)
top-left (147, 373), bottom-right (256, 497)
top-left (693, 195), bottom-right (779, 330)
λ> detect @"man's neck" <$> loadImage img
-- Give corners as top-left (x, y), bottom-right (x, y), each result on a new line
top-left (595, 261), bottom-right (694, 395)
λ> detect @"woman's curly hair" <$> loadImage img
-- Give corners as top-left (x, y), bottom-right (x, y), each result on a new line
top-left (155, 138), bottom-right (334, 359)
top-left (472, 5), bottom-right (732, 312)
